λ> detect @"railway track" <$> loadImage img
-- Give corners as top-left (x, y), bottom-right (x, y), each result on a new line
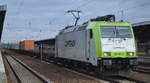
top-left (4, 50), bottom-right (150, 83)
top-left (135, 66), bottom-right (150, 74)
top-left (18, 54), bottom-right (146, 83)
top-left (70, 68), bottom-right (147, 83)
top-left (106, 75), bottom-right (147, 83)
top-left (43, 58), bottom-right (147, 83)
top-left (3, 55), bottom-right (49, 83)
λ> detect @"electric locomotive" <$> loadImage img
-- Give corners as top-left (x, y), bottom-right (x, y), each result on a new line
top-left (55, 15), bottom-right (138, 72)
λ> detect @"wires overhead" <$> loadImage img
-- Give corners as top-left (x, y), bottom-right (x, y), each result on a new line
top-left (46, 0), bottom-right (150, 27)
top-left (118, 2), bottom-right (150, 22)
top-left (75, 0), bottom-right (96, 10)
top-left (16, 0), bottom-right (24, 15)
top-left (78, 1), bottom-right (150, 22)
top-left (120, 1), bottom-right (150, 12)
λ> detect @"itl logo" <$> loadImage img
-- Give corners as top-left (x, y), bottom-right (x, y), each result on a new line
top-left (65, 40), bottom-right (76, 47)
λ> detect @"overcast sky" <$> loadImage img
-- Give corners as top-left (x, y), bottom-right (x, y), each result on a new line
top-left (0, 0), bottom-right (150, 43)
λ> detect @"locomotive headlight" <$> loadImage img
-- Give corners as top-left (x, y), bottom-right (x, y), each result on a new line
top-left (128, 52), bottom-right (134, 56)
top-left (103, 52), bottom-right (110, 56)
top-left (104, 53), bottom-right (107, 56)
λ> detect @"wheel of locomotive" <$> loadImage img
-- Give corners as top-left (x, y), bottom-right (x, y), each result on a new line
top-left (73, 61), bottom-right (78, 67)
top-left (131, 65), bottom-right (137, 71)
top-left (64, 59), bottom-right (69, 67)
top-left (92, 66), bottom-right (102, 75)
top-left (84, 64), bottom-right (92, 73)
top-left (67, 60), bottom-right (73, 68)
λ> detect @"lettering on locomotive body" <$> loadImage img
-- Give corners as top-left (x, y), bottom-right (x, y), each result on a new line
top-left (65, 40), bottom-right (76, 47)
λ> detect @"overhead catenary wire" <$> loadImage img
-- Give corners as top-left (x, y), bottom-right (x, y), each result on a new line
top-left (48, 0), bottom-right (150, 31)
top-left (15, 0), bottom-right (24, 16)
top-left (120, 2), bottom-right (150, 22)
top-left (75, 0), bottom-right (96, 10)
top-left (49, 0), bottom-right (95, 26)
top-left (79, 1), bottom-right (150, 22)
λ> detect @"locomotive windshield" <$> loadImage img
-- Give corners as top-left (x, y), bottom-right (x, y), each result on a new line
top-left (101, 26), bottom-right (132, 38)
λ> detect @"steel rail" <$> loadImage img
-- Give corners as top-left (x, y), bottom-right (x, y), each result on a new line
top-left (4, 55), bottom-right (21, 83)
top-left (107, 75), bottom-right (147, 83)
top-left (135, 67), bottom-right (150, 74)
top-left (5, 55), bottom-right (49, 83)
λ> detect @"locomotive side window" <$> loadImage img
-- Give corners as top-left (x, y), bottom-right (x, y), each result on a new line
top-left (89, 29), bottom-right (93, 38)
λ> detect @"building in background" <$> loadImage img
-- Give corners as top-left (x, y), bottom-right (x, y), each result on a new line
top-left (133, 21), bottom-right (150, 56)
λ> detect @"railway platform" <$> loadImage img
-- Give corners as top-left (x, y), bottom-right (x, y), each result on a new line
top-left (0, 51), bottom-right (7, 83)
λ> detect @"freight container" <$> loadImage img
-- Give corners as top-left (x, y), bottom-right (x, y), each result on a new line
top-left (20, 40), bottom-right (35, 51)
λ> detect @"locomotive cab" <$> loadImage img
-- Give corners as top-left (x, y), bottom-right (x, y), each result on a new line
top-left (88, 22), bottom-right (138, 71)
